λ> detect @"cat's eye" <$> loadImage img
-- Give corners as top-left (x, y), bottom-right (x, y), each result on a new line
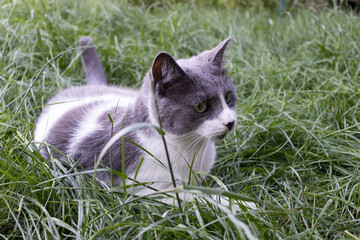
top-left (225, 92), bottom-right (232, 103)
top-left (194, 101), bottom-right (207, 113)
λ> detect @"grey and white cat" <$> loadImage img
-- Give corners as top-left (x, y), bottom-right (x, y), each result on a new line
top-left (35, 37), bottom-right (242, 205)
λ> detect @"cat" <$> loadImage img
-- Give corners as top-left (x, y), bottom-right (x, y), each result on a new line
top-left (34, 36), bottom-right (253, 208)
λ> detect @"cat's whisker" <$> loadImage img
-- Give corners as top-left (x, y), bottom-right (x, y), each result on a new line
top-left (183, 135), bottom-right (204, 156)
top-left (200, 138), bottom-right (211, 170)
top-left (173, 132), bottom-right (198, 141)
top-left (198, 137), bottom-right (208, 156)
top-left (175, 134), bottom-right (197, 141)
top-left (184, 138), bottom-right (204, 157)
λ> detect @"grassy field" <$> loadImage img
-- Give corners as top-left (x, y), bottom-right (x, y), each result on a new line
top-left (1, 0), bottom-right (360, 239)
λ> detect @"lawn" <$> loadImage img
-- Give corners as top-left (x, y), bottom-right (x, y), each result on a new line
top-left (1, 0), bottom-right (360, 239)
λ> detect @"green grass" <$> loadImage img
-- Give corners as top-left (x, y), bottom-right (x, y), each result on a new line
top-left (1, 0), bottom-right (360, 239)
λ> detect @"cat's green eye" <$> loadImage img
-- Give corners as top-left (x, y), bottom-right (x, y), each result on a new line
top-left (225, 92), bottom-right (232, 104)
top-left (194, 101), bottom-right (207, 113)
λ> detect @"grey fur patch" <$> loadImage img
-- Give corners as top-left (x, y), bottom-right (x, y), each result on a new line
top-left (45, 103), bottom-right (98, 159)
top-left (76, 100), bottom-right (150, 179)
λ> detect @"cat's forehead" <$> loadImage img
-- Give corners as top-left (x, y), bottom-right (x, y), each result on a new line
top-left (177, 58), bottom-right (232, 91)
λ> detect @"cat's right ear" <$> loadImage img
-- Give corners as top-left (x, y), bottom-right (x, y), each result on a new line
top-left (151, 52), bottom-right (186, 96)
top-left (207, 36), bottom-right (232, 68)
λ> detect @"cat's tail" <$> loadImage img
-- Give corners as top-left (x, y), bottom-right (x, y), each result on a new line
top-left (79, 37), bottom-right (107, 85)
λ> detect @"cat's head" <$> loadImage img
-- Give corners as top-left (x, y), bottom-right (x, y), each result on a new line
top-left (146, 37), bottom-right (236, 141)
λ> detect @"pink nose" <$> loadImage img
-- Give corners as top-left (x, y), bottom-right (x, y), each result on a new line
top-left (224, 121), bottom-right (235, 130)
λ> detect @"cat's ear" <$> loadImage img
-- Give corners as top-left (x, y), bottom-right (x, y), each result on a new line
top-left (207, 36), bottom-right (232, 68)
top-left (152, 52), bottom-right (186, 96)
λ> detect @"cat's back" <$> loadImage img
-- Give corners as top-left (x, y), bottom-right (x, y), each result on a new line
top-left (47, 85), bottom-right (138, 104)
top-left (34, 85), bottom-right (138, 144)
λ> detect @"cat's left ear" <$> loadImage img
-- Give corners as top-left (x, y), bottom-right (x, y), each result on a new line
top-left (151, 52), bottom-right (186, 96)
top-left (207, 36), bottom-right (232, 68)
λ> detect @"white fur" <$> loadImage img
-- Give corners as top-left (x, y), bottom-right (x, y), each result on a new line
top-left (34, 90), bottom-right (137, 144)
top-left (67, 104), bottom-right (116, 155)
top-left (125, 132), bottom-right (256, 210)
top-left (127, 131), bottom-right (216, 196)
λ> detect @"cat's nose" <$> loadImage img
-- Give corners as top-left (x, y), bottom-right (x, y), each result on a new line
top-left (224, 121), bottom-right (235, 130)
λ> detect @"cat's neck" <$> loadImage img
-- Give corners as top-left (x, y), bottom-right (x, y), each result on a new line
top-left (116, 73), bottom-right (152, 126)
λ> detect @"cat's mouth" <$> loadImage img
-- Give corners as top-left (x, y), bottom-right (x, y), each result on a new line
top-left (216, 132), bottom-right (228, 141)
